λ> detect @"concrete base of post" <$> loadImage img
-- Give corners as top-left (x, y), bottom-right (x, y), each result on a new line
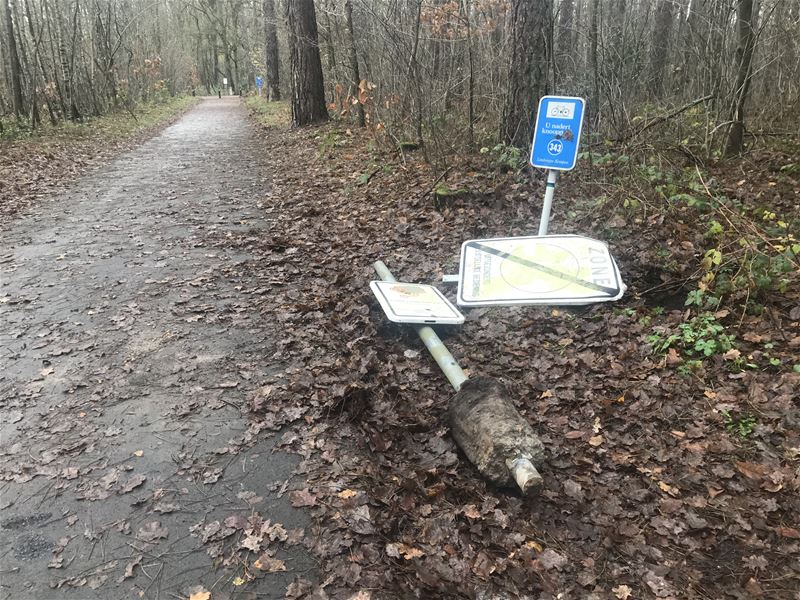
top-left (447, 377), bottom-right (545, 495)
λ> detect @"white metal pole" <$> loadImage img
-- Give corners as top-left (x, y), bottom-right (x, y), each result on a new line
top-left (537, 169), bottom-right (558, 236)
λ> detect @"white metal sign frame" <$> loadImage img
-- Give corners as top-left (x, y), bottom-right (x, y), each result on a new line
top-left (370, 281), bottom-right (465, 325)
top-left (456, 235), bottom-right (625, 307)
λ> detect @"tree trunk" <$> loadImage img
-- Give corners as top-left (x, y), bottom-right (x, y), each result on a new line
top-left (588, 0), bottom-right (599, 120)
top-left (263, 0), bottom-right (280, 101)
top-left (501, 0), bottom-right (551, 148)
top-left (649, 0), bottom-right (673, 98)
top-left (556, 0), bottom-right (574, 82)
top-left (725, 0), bottom-right (757, 156)
top-left (287, 0), bottom-right (328, 126)
top-left (344, 0), bottom-right (365, 127)
top-left (4, 0), bottom-right (25, 118)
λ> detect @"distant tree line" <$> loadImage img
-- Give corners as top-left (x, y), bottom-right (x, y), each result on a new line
top-left (2, 0), bottom-right (798, 155)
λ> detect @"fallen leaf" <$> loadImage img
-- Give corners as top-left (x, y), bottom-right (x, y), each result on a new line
top-left (385, 542), bottom-right (424, 560)
top-left (588, 435), bottom-right (604, 447)
top-left (188, 588), bottom-right (211, 600)
top-left (240, 534), bottom-right (262, 552)
top-left (119, 474), bottom-right (147, 494)
top-left (538, 548), bottom-right (568, 571)
top-left (774, 526), bottom-right (800, 539)
top-left (289, 488), bottom-right (317, 507)
top-left (253, 555), bottom-right (286, 572)
top-left (137, 521), bottom-right (168, 543)
top-left (462, 504), bottom-right (481, 519)
top-left (736, 461), bottom-right (769, 481)
top-left (612, 584), bottom-right (632, 599)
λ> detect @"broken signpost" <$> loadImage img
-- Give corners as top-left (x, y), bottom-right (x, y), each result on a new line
top-left (372, 261), bottom-right (545, 495)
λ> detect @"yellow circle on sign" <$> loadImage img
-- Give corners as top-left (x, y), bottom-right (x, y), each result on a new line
top-left (499, 243), bottom-right (580, 294)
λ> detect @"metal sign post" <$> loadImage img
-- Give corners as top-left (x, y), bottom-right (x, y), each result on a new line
top-left (529, 96), bottom-right (586, 235)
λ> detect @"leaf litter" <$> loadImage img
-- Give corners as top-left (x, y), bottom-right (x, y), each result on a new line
top-left (210, 112), bottom-right (800, 599)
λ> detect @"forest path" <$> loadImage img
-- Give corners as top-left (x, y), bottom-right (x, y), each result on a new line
top-left (0, 98), bottom-right (314, 599)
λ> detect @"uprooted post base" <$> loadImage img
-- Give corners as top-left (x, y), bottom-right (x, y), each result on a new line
top-left (448, 377), bottom-right (545, 494)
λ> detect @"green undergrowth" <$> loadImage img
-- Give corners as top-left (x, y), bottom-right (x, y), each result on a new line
top-left (578, 143), bottom-right (799, 315)
top-left (244, 96), bottom-right (289, 128)
top-left (0, 95), bottom-right (197, 145)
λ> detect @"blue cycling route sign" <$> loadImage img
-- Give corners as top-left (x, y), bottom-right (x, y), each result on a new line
top-left (529, 96), bottom-right (585, 171)
top-left (255, 76), bottom-right (264, 89)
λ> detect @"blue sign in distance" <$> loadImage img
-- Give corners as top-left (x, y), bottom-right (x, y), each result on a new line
top-left (530, 96), bottom-right (585, 171)
top-left (255, 76), bottom-right (264, 89)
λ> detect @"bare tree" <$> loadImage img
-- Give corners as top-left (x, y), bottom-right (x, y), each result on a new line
top-left (725, 0), bottom-right (758, 156)
top-left (344, 0), bottom-right (364, 127)
top-left (287, 0), bottom-right (327, 126)
top-left (501, 0), bottom-right (551, 148)
top-left (263, 0), bottom-right (280, 101)
top-left (3, 0), bottom-right (24, 117)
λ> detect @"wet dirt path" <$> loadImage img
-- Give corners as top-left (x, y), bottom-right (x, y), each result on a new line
top-left (0, 98), bottom-right (315, 599)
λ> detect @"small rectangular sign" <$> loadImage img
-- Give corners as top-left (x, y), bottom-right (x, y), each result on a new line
top-left (530, 96), bottom-right (585, 171)
top-left (456, 235), bottom-right (625, 306)
top-left (370, 281), bottom-right (464, 325)
top-left (255, 76), bottom-right (264, 88)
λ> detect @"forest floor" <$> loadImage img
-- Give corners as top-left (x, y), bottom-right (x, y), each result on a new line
top-left (237, 100), bottom-right (799, 599)
top-left (1, 97), bottom-right (798, 600)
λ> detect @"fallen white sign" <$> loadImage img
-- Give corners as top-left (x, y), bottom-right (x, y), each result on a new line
top-left (456, 235), bottom-right (625, 306)
top-left (370, 281), bottom-right (465, 325)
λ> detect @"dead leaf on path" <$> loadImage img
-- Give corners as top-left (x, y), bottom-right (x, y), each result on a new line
top-left (261, 520), bottom-right (288, 542)
top-left (588, 435), bottom-right (604, 447)
top-left (285, 528), bottom-right (304, 545)
top-left (133, 450), bottom-right (144, 457)
top-left (202, 468), bottom-right (223, 484)
top-left (87, 574), bottom-right (107, 589)
top-left (237, 490), bottom-right (263, 505)
top-left (187, 588), bottom-right (211, 600)
top-left (240, 534), bottom-right (262, 552)
top-left (254, 554), bottom-right (286, 572)
top-left (62, 467), bottom-right (79, 480)
top-left (137, 521), bottom-right (168, 543)
top-left (153, 502), bottom-right (180, 513)
top-left (48, 537), bottom-right (71, 569)
top-left (289, 488), bottom-right (317, 507)
top-left (337, 489), bottom-right (358, 499)
top-left (118, 555), bottom-right (143, 582)
top-left (119, 474), bottom-right (146, 493)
